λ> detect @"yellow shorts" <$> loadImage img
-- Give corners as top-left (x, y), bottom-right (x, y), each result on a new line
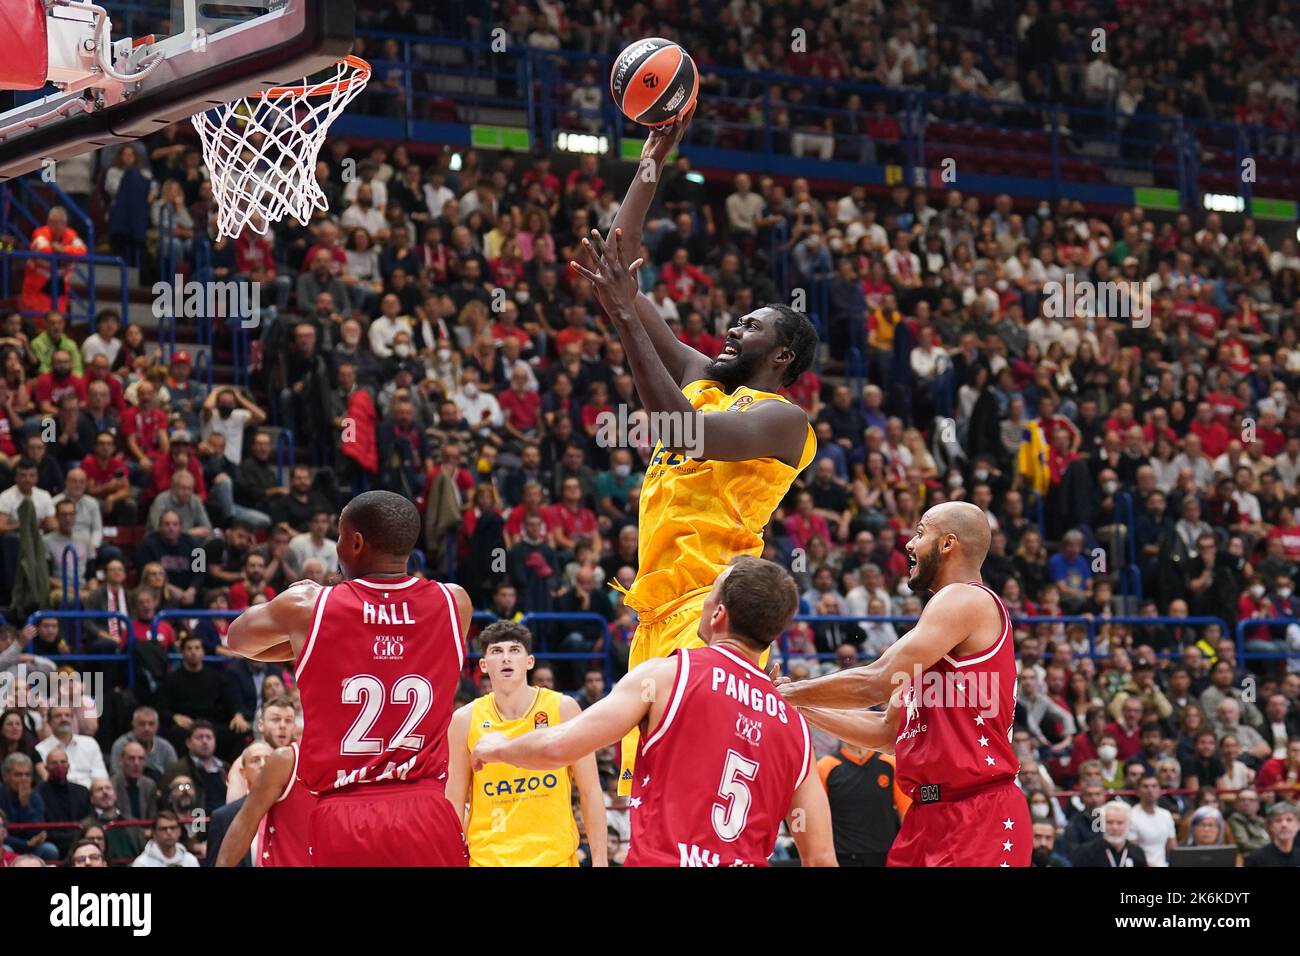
top-left (618, 592), bottom-right (769, 796)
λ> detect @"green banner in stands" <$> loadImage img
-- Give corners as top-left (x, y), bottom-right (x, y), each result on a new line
top-left (470, 125), bottom-right (531, 151)
top-left (1250, 197), bottom-right (1298, 221)
top-left (619, 138), bottom-right (677, 163)
top-left (1133, 187), bottom-right (1182, 211)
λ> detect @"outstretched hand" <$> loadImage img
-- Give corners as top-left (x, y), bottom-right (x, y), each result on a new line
top-left (571, 228), bottom-right (644, 320)
top-left (640, 102), bottom-right (696, 167)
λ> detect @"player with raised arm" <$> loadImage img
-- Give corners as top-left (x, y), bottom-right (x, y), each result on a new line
top-left (214, 737), bottom-right (315, 867)
top-left (446, 620), bottom-right (607, 867)
top-left (472, 556), bottom-right (835, 868)
top-left (224, 490), bottom-right (472, 867)
top-left (580, 117), bottom-right (819, 793)
top-left (778, 500), bottom-right (1031, 867)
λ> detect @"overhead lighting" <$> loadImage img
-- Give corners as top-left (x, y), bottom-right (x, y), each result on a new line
top-left (1202, 193), bottom-right (1245, 213)
top-left (556, 132), bottom-right (608, 154)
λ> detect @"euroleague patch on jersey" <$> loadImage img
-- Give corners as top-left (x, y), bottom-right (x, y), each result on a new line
top-left (533, 711), bottom-right (549, 728)
top-left (731, 395), bottom-right (755, 410)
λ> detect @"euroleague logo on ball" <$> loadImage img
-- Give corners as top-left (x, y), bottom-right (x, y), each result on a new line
top-left (372, 635), bottom-right (405, 659)
top-left (642, 73), bottom-right (659, 88)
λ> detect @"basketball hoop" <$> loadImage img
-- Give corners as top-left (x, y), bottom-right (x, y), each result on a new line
top-left (192, 55), bottom-right (370, 240)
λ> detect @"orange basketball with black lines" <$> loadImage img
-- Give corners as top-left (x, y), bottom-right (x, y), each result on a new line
top-left (610, 38), bottom-right (699, 127)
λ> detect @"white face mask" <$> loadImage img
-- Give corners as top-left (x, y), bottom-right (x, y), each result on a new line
top-left (1098, 745), bottom-right (1118, 763)
top-left (394, 344), bottom-right (412, 357)
top-left (1279, 587), bottom-right (1293, 600)
top-left (1250, 585), bottom-right (1265, 599)
top-left (1103, 481), bottom-right (1119, 495)
top-left (462, 383), bottom-right (478, 398)
top-left (974, 468), bottom-right (989, 481)
top-left (437, 348), bottom-right (452, 362)
top-left (613, 464), bottom-right (631, 479)
top-left (1031, 803), bottom-right (1052, 820)
top-left (516, 292), bottom-right (530, 304)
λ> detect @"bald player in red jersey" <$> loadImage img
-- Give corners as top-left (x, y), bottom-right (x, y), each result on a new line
top-left (472, 556), bottom-right (835, 868)
top-left (214, 741), bottom-right (316, 867)
top-left (225, 490), bottom-right (472, 867)
top-left (779, 501), bottom-right (1032, 867)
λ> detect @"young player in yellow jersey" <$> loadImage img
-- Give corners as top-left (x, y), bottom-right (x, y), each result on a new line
top-left (446, 621), bottom-right (607, 867)
top-left (573, 106), bottom-right (819, 793)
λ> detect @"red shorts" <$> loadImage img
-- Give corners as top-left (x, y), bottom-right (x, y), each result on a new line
top-left (887, 782), bottom-right (1032, 867)
top-left (309, 778), bottom-right (468, 867)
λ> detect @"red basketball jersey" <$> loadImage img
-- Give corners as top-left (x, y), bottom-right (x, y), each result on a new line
top-left (894, 582), bottom-right (1018, 801)
top-left (295, 576), bottom-right (464, 794)
top-left (627, 645), bottom-right (811, 867)
top-left (255, 743), bottom-right (315, 867)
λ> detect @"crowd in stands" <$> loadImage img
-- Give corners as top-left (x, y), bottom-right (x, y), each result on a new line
top-left (1, 0), bottom-right (1299, 868)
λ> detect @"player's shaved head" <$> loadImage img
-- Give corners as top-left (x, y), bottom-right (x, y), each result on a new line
top-left (905, 501), bottom-right (991, 593)
top-left (337, 491), bottom-right (420, 578)
top-left (925, 501), bottom-right (992, 559)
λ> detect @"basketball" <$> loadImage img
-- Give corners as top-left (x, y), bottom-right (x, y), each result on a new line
top-left (609, 38), bottom-right (699, 127)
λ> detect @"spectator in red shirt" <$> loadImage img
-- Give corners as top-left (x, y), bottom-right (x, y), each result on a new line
top-left (504, 481), bottom-right (550, 548)
top-left (547, 476), bottom-right (599, 557)
top-left (1190, 401), bottom-right (1231, 458)
top-left (1254, 739), bottom-right (1300, 800)
top-left (498, 366), bottom-right (542, 443)
top-left (228, 552), bottom-right (275, 610)
top-left (784, 490), bottom-right (832, 552)
top-left (131, 587), bottom-right (175, 648)
top-left (579, 381), bottom-right (612, 445)
top-left (522, 156), bottom-right (561, 200)
top-left (489, 301), bottom-right (533, 352)
top-left (1047, 425), bottom-right (1080, 486)
top-left (554, 306), bottom-right (591, 356)
top-left (1104, 696), bottom-right (1145, 762)
top-left (122, 380), bottom-right (169, 472)
top-left (1190, 285), bottom-right (1221, 340)
top-left (1268, 510), bottom-right (1300, 563)
top-left (84, 354), bottom-right (127, 415)
top-left (678, 312), bottom-right (721, 357)
top-left (149, 431), bottom-right (207, 503)
top-left (81, 431), bottom-right (136, 524)
top-left (660, 248), bottom-right (713, 302)
top-left (31, 350), bottom-right (86, 416)
top-left (417, 440), bottom-right (475, 512)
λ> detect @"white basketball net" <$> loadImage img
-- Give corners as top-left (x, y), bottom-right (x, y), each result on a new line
top-left (192, 56), bottom-right (370, 240)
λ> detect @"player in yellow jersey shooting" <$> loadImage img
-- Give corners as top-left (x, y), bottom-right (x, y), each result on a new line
top-left (446, 621), bottom-right (607, 867)
top-left (572, 107), bottom-right (820, 793)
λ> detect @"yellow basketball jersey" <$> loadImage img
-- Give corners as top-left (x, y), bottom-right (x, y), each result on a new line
top-left (624, 380), bottom-right (816, 621)
top-left (466, 688), bottom-right (579, 867)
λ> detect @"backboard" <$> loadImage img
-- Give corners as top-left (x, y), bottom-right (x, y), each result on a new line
top-left (0, 0), bottom-right (356, 180)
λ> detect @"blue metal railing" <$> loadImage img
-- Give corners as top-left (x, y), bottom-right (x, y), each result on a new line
top-left (274, 428), bottom-right (296, 483)
top-left (22, 609), bottom-right (137, 689)
top-left (779, 614), bottom-right (1245, 665)
top-left (59, 545), bottom-right (82, 611)
top-left (1235, 619), bottom-right (1300, 662)
top-left (1, 250), bottom-right (130, 328)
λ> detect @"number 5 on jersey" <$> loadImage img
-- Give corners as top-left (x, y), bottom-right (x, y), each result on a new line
top-left (712, 749), bottom-right (759, 842)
